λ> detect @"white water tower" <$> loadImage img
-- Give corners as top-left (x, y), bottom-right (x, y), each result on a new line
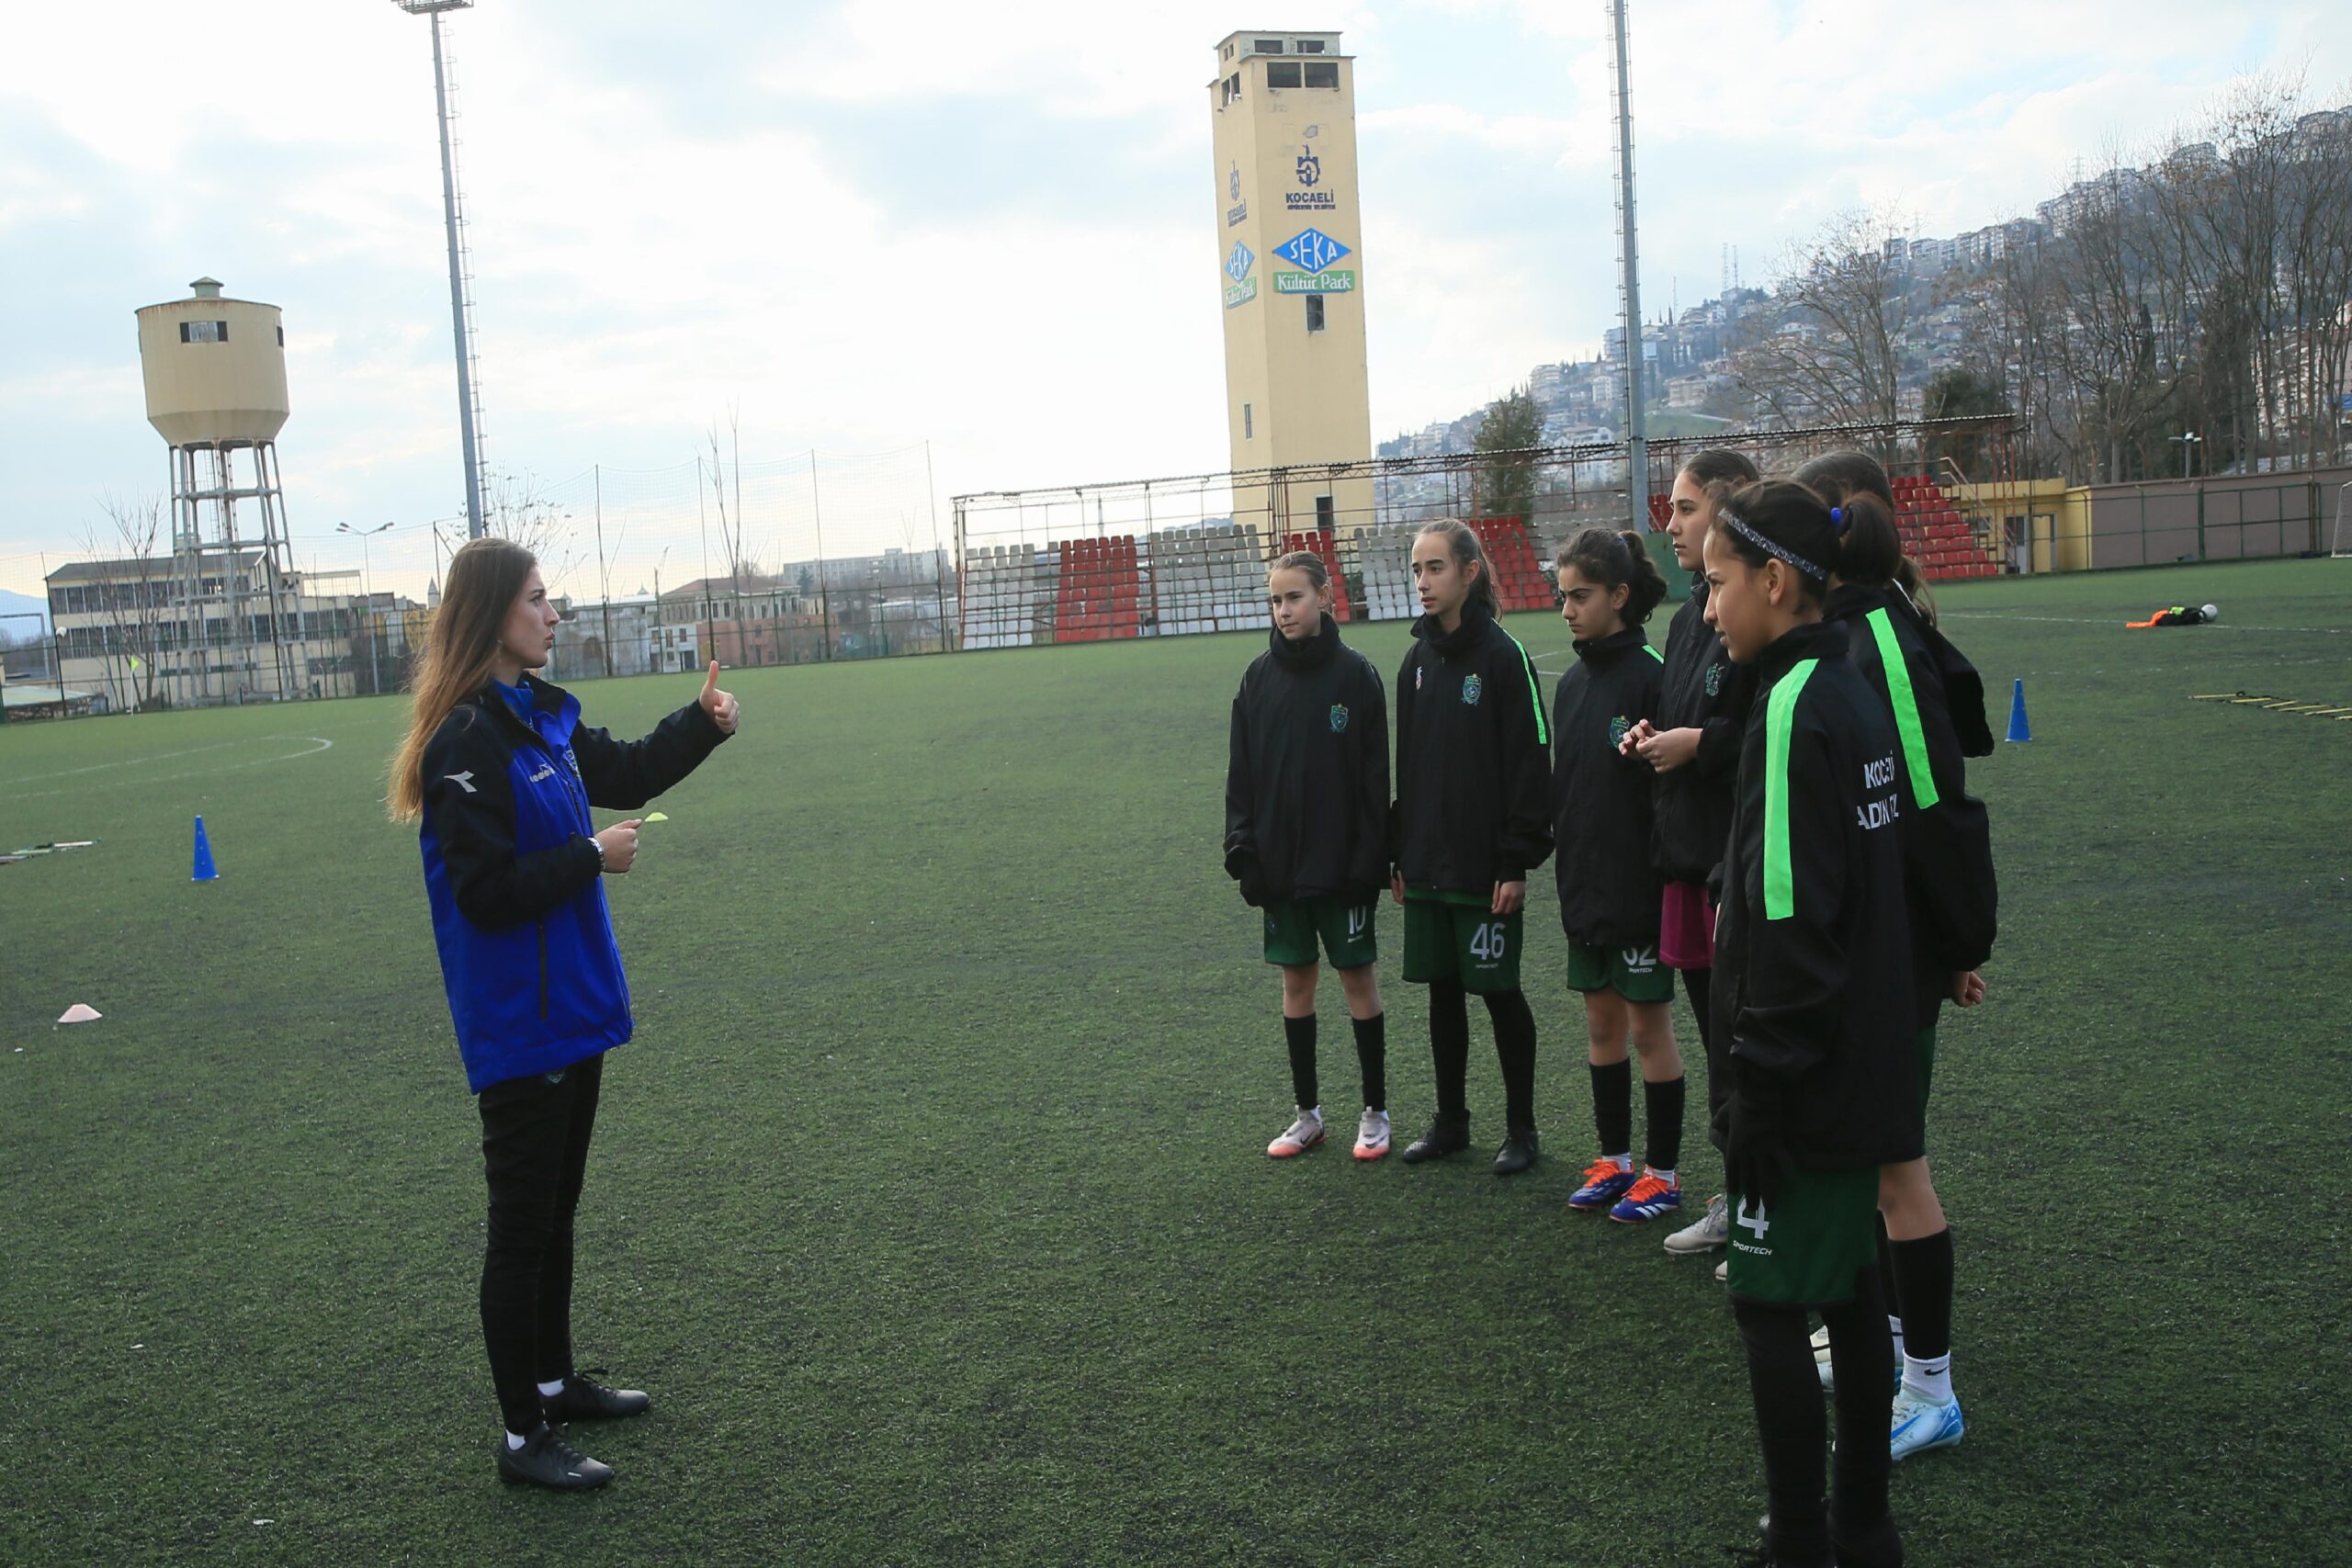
top-left (134, 276), bottom-right (300, 703)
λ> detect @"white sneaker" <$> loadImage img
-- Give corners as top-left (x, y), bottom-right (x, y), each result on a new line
top-left (1714, 1258), bottom-right (1727, 1283)
top-left (1352, 1108), bottom-right (1392, 1161)
top-left (1267, 1107), bottom-right (1325, 1158)
top-left (1664, 1192), bottom-right (1730, 1254)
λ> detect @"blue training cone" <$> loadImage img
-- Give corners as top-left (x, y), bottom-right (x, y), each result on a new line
top-left (2004, 678), bottom-right (2033, 744)
top-left (191, 815), bottom-right (219, 882)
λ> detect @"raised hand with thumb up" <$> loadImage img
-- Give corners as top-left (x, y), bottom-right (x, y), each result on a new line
top-left (697, 660), bottom-right (739, 735)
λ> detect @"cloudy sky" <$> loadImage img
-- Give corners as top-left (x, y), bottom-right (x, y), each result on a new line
top-left (3, 0), bottom-right (2346, 601)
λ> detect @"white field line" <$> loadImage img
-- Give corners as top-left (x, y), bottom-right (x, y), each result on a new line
top-left (4, 735), bottom-right (334, 801)
top-left (1, 737), bottom-right (259, 786)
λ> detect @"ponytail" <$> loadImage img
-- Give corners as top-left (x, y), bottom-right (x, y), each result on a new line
top-left (1555, 525), bottom-right (1668, 625)
top-left (1415, 519), bottom-right (1500, 618)
top-left (1828, 492), bottom-right (1903, 588)
top-left (1792, 449), bottom-right (1939, 623)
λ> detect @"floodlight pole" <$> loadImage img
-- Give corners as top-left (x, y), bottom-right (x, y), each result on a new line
top-left (394, 1), bottom-right (487, 539)
top-left (1609, 0), bottom-right (1647, 534)
top-left (430, 9), bottom-right (485, 538)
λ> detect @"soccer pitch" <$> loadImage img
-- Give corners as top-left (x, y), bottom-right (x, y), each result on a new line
top-left (3, 558), bottom-right (2346, 1565)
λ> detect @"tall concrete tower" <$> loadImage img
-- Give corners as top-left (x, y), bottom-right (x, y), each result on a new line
top-left (135, 276), bottom-right (300, 704)
top-left (1209, 29), bottom-right (1374, 538)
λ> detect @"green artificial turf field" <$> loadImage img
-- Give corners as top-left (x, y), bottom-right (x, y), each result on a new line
top-left (2, 558), bottom-right (2346, 1566)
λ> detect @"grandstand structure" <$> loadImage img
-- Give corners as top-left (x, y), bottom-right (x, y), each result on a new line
top-left (952, 415), bottom-right (2023, 648)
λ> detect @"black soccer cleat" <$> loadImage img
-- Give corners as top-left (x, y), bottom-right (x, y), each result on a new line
top-left (1398, 1115), bottom-right (1471, 1164)
top-left (543, 1371), bottom-right (650, 1422)
top-left (496, 1422), bottom-right (614, 1491)
top-left (1492, 1128), bottom-right (1540, 1175)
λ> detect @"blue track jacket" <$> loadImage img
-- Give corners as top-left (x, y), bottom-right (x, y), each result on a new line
top-left (420, 675), bottom-right (729, 1091)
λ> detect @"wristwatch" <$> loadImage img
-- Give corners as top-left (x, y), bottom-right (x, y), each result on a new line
top-left (589, 834), bottom-right (606, 872)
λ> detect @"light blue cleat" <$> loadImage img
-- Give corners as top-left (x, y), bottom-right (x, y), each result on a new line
top-left (1889, 1388), bottom-right (1964, 1461)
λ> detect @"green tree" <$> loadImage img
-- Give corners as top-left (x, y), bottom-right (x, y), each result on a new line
top-left (1921, 365), bottom-right (2009, 479)
top-left (1473, 386), bottom-right (1543, 522)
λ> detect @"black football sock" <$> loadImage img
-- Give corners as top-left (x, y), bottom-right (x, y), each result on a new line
top-left (1732, 1295), bottom-right (1833, 1568)
top-left (1429, 978), bottom-right (1470, 1122)
top-left (1282, 1013), bottom-right (1317, 1111)
top-left (1877, 1214), bottom-right (1904, 1346)
top-left (1590, 1058), bottom-right (1633, 1156)
top-left (1484, 988), bottom-right (1537, 1132)
top-left (1891, 1226), bottom-right (1955, 1370)
top-left (1822, 1266), bottom-right (1897, 1554)
top-left (1351, 1011), bottom-right (1387, 1111)
top-left (1643, 1074), bottom-right (1686, 1172)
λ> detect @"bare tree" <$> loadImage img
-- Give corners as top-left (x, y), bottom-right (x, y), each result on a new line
top-left (1731, 207), bottom-right (1915, 429)
top-left (75, 494), bottom-right (173, 711)
top-left (480, 467), bottom-right (585, 591)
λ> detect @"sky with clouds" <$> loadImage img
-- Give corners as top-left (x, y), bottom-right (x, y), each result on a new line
top-left (2, 0), bottom-right (2346, 601)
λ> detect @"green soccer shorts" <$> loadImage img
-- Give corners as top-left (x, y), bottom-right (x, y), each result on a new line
top-left (1565, 939), bottom-right (1676, 1004)
top-left (1402, 892), bottom-right (1522, 994)
top-left (1262, 896), bottom-right (1378, 970)
top-left (1724, 1167), bottom-right (1882, 1308)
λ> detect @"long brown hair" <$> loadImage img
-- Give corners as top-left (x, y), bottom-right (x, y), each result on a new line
top-left (387, 537), bottom-right (538, 821)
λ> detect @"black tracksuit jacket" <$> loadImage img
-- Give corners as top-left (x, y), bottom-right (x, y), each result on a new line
top-left (1649, 582), bottom-right (1756, 886)
top-left (1393, 600), bottom-right (1555, 895)
top-left (1551, 626), bottom-right (1666, 947)
top-left (1708, 620), bottom-right (1922, 1171)
top-left (1224, 615), bottom-right (1391, 905)
top-left (1826, 584), bottom-right (1999, 1022)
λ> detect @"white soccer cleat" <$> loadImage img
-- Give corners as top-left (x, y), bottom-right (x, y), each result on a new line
top-left (1889, 1389), bottom-right (1964, 1461)
top-left (1664, 1191), bottom-right (1730, 1255)
top-left (1267, 1108), bottom-right (1326, 1158)
top-left (1714, 1258), bottom-right (1727, 1283)
top-left (1353, 1107), bottom-right (1392, 1161)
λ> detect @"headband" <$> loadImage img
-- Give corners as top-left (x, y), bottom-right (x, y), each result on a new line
top-left (1719, 508), bottom-right (1829, 582)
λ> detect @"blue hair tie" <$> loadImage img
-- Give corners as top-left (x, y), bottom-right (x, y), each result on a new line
top-left (1830, 505), bottom-right (1848, 534)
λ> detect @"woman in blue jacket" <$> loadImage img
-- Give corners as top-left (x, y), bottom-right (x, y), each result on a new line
top-left (389, 537), bottom-right (736, 1491)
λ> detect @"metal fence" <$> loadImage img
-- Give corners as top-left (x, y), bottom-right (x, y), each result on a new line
top-left (951, 416), bottom-right (2029, 647)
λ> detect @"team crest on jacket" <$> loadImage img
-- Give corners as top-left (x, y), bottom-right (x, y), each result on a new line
top-left (1609, 714), bottom-right (1631, 746)
top-left (1462, 673), bottom-right (1483, 705)
top-left (1329, 703), bottom-right (1351, 734)
top-left (1415, 664), bottom-right (1424, 691)
top-left (1704, 663), bottom-right (1724, 697)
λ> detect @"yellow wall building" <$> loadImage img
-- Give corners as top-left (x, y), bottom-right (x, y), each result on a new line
top-left (1210, 29), bottom-right (1374, 539)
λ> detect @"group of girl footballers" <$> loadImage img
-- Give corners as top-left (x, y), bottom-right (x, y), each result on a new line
top-left (1225, 449), bottom-right (1998, 1568)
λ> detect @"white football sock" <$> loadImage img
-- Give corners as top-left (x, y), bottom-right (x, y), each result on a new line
top-left (1607, 1153), bottom-right (1633, 1171)
top-left (1647, 1166), bottom-right (1676, 1184)
top-left (506, 1430), bottom-right (530, 1450)
top-left (537, 1378), bottom-right (566, 1398)
top-left (1903, 1353), bottom-right (1953, 1404)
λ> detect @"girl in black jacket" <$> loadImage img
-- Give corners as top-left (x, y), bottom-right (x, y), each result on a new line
top-left (1796, 451), bottom-right (1998, 1463)
top-left (1390, 520), bottom-right (1555, 1175)
top-left (1619, 449), bottom-right (1758, 1260)
top-left (1703, 480), bottom-right (1917, 1568)
top-left (1225, 551), bottom-right (1394, 1161)
top-left (1548, 529), bottom-right (1688, 1227)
